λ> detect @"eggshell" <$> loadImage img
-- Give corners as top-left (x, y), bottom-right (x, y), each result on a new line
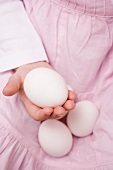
top-left (67, 100), bottom-right (99, 137)
top-left (24, 68), bottom-right (68, 108)
top-left (38, 119), bottom-right (73, 157)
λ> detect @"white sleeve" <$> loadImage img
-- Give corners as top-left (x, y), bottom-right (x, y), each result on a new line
top-left (0, 0), bottom-right (48, 73)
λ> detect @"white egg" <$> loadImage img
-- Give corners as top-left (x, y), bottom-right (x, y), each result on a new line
top-left (38, 119), bottom-right (73, 157)
top-left (67, 100), bottom-right (99, 137)
top-left (24, 68), bottom-right (68, 108)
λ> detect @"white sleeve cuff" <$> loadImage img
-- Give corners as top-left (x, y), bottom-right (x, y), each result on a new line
top-left (0, 0), bottom-right (49, 73)
top-left (0, 50), bottom-right (49, 72)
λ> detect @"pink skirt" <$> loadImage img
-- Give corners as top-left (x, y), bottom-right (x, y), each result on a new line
top-left (0, 0), bottom-right (113, 169)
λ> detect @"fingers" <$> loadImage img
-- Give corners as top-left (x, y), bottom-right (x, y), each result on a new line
top-left (29, 106), bottom-right (53, 121)
top-left (62, 90), bottom-right (76, 111)
top-left (3, 73), bottom-right (22, 96)
top-left (68, 90), bottom-right (76, 100)
top-left (23, 91), bottom-right (76, 121)
top-left (50, 106), bottom-right (67, 119)
top-left (63, 100), bottom-right (76, 110)
top-left (20, 93), bottom-right (76, 121)
top-left (19, 90), bottom-right (53, 121)
top-left (50, 95), bottom-right (76, 119)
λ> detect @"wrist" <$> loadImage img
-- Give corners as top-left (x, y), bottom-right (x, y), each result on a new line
top-left (14, 61), bottom-right (52, 73)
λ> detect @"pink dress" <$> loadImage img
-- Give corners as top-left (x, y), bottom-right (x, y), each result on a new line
top-left (0, 0), bottom-right (113, 169)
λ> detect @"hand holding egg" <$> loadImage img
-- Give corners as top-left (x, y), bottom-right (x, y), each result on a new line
top-left (24, 67), bottom-right (76, 120)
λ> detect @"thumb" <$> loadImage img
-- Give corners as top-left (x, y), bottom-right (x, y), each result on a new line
top-left (3, 73), bottom-right (22, 96)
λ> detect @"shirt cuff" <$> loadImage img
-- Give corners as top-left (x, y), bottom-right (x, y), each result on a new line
top-left (0, 50), bottom-right (49, 73)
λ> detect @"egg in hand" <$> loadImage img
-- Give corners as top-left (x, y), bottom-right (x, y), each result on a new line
top-left (24, 68), bottom-right (68, 108)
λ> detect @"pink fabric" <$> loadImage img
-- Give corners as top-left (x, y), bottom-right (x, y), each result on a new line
top-left (0, 0), bottom-right (113, 169)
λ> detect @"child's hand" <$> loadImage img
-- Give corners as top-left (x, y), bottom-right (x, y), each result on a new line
top-left (2, 62), bottom-right (76, 121)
